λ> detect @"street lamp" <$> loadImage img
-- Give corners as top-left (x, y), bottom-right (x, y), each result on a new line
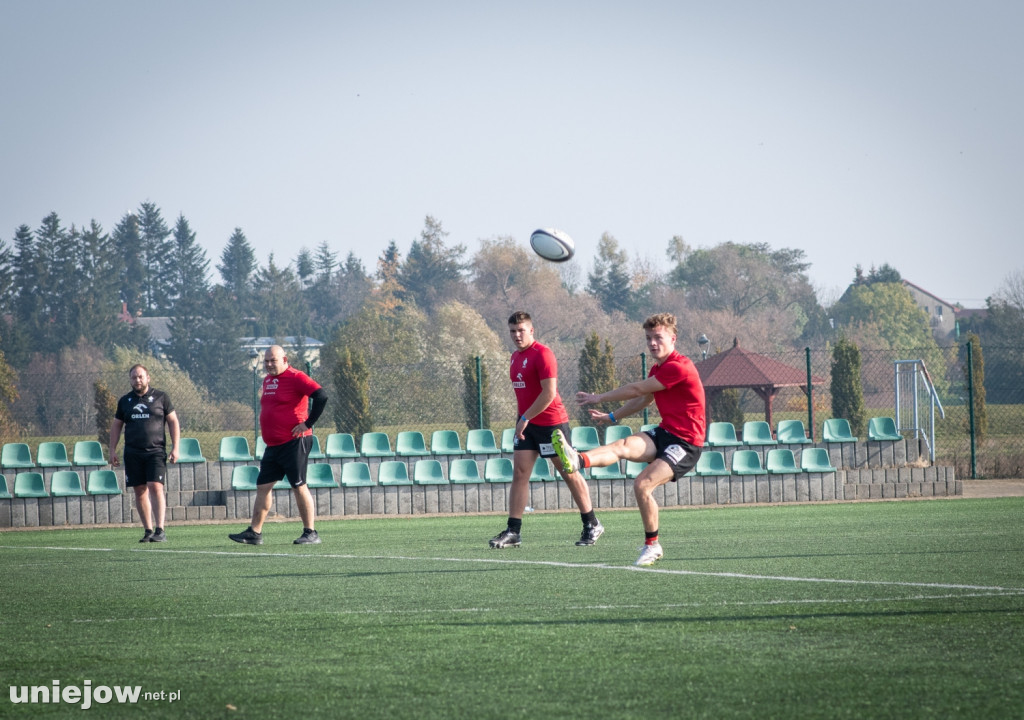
top-left (249, 349), bottom-right (261, 447)
top-left (697, 334), bottom-right (710, 360)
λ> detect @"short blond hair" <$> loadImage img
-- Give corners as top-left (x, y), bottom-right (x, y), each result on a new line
top-left (643, 313), bottom-right (677, 336)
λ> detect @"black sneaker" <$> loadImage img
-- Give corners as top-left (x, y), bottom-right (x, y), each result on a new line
top-left (294, 529), bottom-right (321, 545)
top-left (489, 528), bottom-right (522, 548)
top-left (139, 529), bottom-right (154, 543)
top-left (575, 521), bottom-right (605, 546)
top-left (229, 527), bottom-right (263, 545)
top-left (150, 528), bottom-right (167, 543)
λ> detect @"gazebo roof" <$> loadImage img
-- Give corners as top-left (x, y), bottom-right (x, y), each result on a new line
top-left (694, 338), bottom-right (824, 389)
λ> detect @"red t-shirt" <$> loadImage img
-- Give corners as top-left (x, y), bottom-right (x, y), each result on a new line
top-left (649, 351), bottom-right (706, 446)
top-left (260, 366), bottom-right (322, 447)
top-left (509, 341), bottom-right (569, 426)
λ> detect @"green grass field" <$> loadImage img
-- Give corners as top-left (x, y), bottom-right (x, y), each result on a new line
top-left (2, 499), bottom-right (1022, 719)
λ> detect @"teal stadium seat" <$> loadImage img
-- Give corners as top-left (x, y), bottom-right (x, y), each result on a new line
top-left (741, 421), bottom-right (777, 446)
top-left (500, 428), bottom-right (516, 453)
top-left (604, 425), bottom-right (633, 444)
top-left (530, 458), bottom-right (555, 482)
top-left (378, 460), bottom-right (412, 486)
top-left (14, 472), bottom-right (48, 498)
top-left (765, 448), bottom-right (799, 475)
top-left (273, 478), bottom-right (291, 489)
top-left (731, 450), bottom-right (764, 475)
top-left (230, 465), bottom-right (260, 490)
top-left (175, 438), bottom-right (206, 463)
top-left (72, 441), bottom-right (107, 466)
top-left (340, 462), bottom-right (374, 487)
top-left (590, 462), bottom-right (625, 480)
top-left (360, 432), bottom-right (395, 458)
top-left (705, 422), bottom-right (742, 447)
top-left (430, 430), bottom-right (463, 456)
top-left (396, 431), bottom-right (428, 457)
top-left (640, 424), bottom-right (658, 433)
top-left (1, 443), bottom-right (33, 469)
top-left (305, 463), bottom-right (338, 488)
top-left (219, 436), bottom-right (254, 462)
top-left (50, 470), bottom-right (86, 496)
top-left (413, 459), bottom-right (448, 485)
top-left (449, 459), bottom-right (483, 484)
top-left (822, 418), bottom-right (858, 443)
top-left (308, 435), bottom-right (325, 460)
top-left (0, 474), bottom-right (11, 499)
top-left (484, 458), bottom-right (514, 483)
top-left (625, 460), bottom-right (648, 478)
top-left (325, 433), bottom-right (359, 458)
top-left (695, 451), bottom-right (729, 476)
top-left (87, 470), bottom-right (122, 495)
top-left (36, 442), bottom-right (72, 468)
top-left (255, 437), bottom-right (268, 459)
top-left (868, 417), bottom-right (902, 441)
top-left (800, 448), bottom-right (837, 473)
top-left (776, 420), bottom-right (811, 444)
top-left (569, 426), bottom-right (600, 452)
top-left (466, 429), bottom-right (499, 455)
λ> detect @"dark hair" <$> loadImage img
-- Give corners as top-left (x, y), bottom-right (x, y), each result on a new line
top-left (507, 311), bottom-right (532, 325)
top-left (128, 364), bottom-right (149, 375)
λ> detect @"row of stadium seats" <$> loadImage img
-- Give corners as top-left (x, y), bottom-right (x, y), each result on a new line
top-left (0, 470), bottom-right (122, 498)
top-left (706, 417), bottom-right (902, 446)
top-left (0, 439), bottom-right (208, 470)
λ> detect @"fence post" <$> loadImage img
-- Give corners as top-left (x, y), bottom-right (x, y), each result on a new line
top-left (476, 356), bottom-right (484, 430)
top-left (805, 347), bottom-right (814, 442)
top-left (966, 340), bottom-right (977, 479)
top-left (640, 352), bottom-right (648, 426)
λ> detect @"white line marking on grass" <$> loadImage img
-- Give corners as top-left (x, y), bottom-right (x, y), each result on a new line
top-left (4, 544), bottom-right (1022, 593)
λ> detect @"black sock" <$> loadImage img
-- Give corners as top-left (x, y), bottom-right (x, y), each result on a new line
top-left (581, 510), bottom-right (598, 527)
top-left (645, 530), bottom-right (659, 541)
top-left (155, 527), bottom-right (163, 533)
top-left (508, 517), bottom-right (523, 533)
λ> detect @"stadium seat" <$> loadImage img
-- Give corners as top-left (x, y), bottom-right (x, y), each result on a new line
top-left (822, 418), bottom-right (858, 443)
top-left (340, 462), bottom-right (374, 487)
top-left (429, 430), bottom-right (463, 456)
top-left (604, 424), bottom-right (633, 444)
top-left (230, 465), bottom-right (260, 490)
top-left (360, 432), bottom-right (395, 458)
top-left (570, 426), bottom-right (600, 452)
top-left (466, 429), bottom-right (499, 455)
top-left (325, 433), bottom-right (359, 458)
top-left (86, 470), bottom-right (122, 495)
top-left (765, 448), bottom-right (799, 475)
top-left (36, 442), bottom-right (72, 468)
top-left (255, 437), bottom-right (267, 459)
top-left (308, 435), bottom-right (325, 460)
top-left (500, 428), bottom-right (516, 453)
top-left (378, 460), bottom-right (411, 485)
top-left (449, 459), bottom-right (483, 484)
top-left (175, 438), bottom-right (206, 463)
top-left (396, 431), bottom-right (428, 456)
top-left (530, 457), bottom-right (555, 481)
top-left (776, 420), bottom-right (811, 444)
top-left (72, 441), bottom-right (107, 466)
top-left (219, 436), bottom-right (254, 462)
top-left (1, 443), bottom-right (33, 469)
top-left (50, 470), bottom-right (86, 496)
top-left (483, 458), bottom-right (514, 483)
top-left (413, 459), bottom-right (448, 485)
top-left (741, 421), bottom-right (777, 446)
top-left (625, 460), bottom-right (648, 478)
top-left (14, 472), bottom-right (48, 498)
top-left (800, 448), bottom-right (837, 473)
top-left (868, 417), bottom-right (903, 441)
top-left (0, 474), bottom-right (11, 499)
top-left (590, 462), bottom-right (625, 480)
top-left (705, 422), bottom-right (742, 447)
top-left (640, 423), bottom-right (658, 433)
top-left (305, 463), bottom-right (338, 488)
top-left (273, 478), bottom-right (291, 490)
top-left (695, 451), bottom-right (728, 476)
top-left (731, 450), bottom-right (765, 475)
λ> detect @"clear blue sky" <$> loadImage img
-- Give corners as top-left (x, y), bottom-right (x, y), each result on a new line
top-left (2, 0), bottom-right (1020, 308)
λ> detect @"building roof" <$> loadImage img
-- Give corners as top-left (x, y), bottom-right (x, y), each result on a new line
top-left (694, 338), bottom-right (824, 389)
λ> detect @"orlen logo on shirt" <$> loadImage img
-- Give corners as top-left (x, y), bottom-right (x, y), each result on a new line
top-left (130, 403), bottom-right (150, 420)
top-left (511, 372), bottom-right (526, 389)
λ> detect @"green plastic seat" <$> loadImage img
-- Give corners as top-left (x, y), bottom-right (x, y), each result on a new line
top-left (570, 426), bottom-right (600, 452)
top-left (87, 470), bottom-right (122, 495)
top-left (604, 425), bottom-right (633, 444)
top-left (50, 470), bottom-right (86, 496)
top-left (273, 478), bottom-right (291, 489)
top-left (430, 430), bottom-right (463, 456)
top-left (695, 451), bottom-right (728, 476)
top-left (255, 437), bottom-right (268, 459)
top-left (765, 448), bottom-right (799, 474)
top-left (741, 421), bottom-right (777, 446)
top-left (340, 462), bottom-right (374, 487)
top-left (530, 457), bottom-right (555, 481)
top-left (483, 457), bottom-right (514, 483)
top-left (325, 433), bottom-right (359, 458)
top-left (868, 417), bottom-right (902, 441)
top-left (640, 423), bottom-right (658, 433)
top-left (378, 460), bottom-right (412, 485)
top-left (360, 432), bottom-right (395, 458)
top-left (413, 459), bottom-right (448, 485)
top-left (800, 448), bottom-right (837, 473)
top-left (625, 460), bottom-right (648, 478)
top-left (449, 459), bottom-right (483, 484)
top-left (396, 431), bottom-right (428, 457)
top-left (219, 436), bottom-right (254, 462)
top-left (14, 472), bottom-right (48, 498)
top-left (731, 450), bottom-right (765, 475)
top-left (37, 442), bottom-right (72, 468)
top-left (175, 438), bottom-right (206, 463)
top-left (0, 474), bottom-right (11, 499)
top-left (590, 462), bottom-right (625, 480)
top-left (72, 441), bottom-right (107, 466)
top-left (500, 428), bottom-right (516, 453)
top-left (822, 418), bottom-right (858, 443)
top-left (1, 443), bottom-right (33, 469)
top-left (308, 435), bottom-right (325, 460)
top-left (230, 465), bottom-right (260, 490)
top-left (706, 422), bottom-right (742, 447)
top-left (776, 420), bottom-right (811, 444)
top-left (305, 463), bottom-right (338, 488)
top-left (466, 429), bottom-right (499, 455)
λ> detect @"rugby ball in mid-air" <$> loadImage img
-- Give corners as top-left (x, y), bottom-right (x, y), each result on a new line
top-left (530, 228), bottom-right (575, 263)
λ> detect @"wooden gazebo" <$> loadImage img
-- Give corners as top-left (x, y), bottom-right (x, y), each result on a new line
top-left (693, 338), bottom-right (825, 435)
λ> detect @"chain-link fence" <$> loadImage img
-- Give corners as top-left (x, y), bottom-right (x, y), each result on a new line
top-left (3, 344), bottom-right (1020, 479)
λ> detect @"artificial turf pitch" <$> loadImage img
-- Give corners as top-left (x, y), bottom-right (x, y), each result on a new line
top-left (2, 498), bottom-right (1022, 719)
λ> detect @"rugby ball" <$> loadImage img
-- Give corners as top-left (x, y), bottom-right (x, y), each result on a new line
top-left (530, 228), bottom-right (575, 263)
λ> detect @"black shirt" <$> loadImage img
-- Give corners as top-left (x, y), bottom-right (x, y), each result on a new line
top-left (114, 388), bottom-right (175, 455)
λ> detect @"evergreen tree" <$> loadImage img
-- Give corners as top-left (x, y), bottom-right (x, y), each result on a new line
top-left (709, 388), bottom-right (744, 427)
top-left (962, 333), bottom-right (987, 443)
top-left (93, 379), bottom-right (117, 445)
top-left (587, 233), bottom-right (633, 317)
top-left (329, 345), bottom-right (372, 435)
top-left (217, 227), bottom-right (257, 309)
top-left (0, 335), bottom-right (19, 437)
top-left (167, 215), bottom-right (213, 377)
top-left (190, 285), bottom-right (249, 401)
top-left (136, 201), bottom-right (174, 312)
top-left (252, 254), bottom-right (309, 337)
top-left (462, 356), bottom-right (491, 430)
top-left (112, 212), bottom-right (144, 315)
top-left (577, 332), bottom-right (617, 423)
top-left (831, 335), bottom-right (867, 436)
top-left (76, 220), bottom-right (127, 349)
top-left (397, 215), bottom-right (466, 314)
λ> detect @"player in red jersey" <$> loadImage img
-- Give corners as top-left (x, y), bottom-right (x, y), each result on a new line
top-left (489, 311), bottom-right (604, 549)
top-left (551, 313), bottom-right (705, 566)
top-left (229, 345), bottom-right (328, 546)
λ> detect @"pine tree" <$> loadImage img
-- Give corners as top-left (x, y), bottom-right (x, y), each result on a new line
top-left (0, 336), bottom-right (19, 437)
top-left (462, 356), bottom-right (490, 430)
top-left (578, 332), bottom-right (617, 423)
top-left (397, 216), bottom-right (467, 314)
top-left (330, 346), bottom-right (372, 436)
top-left (217, 228), bottom-right (257, 307)
top-left (963, 333), bottom-right (987, 443)
top-left (831, 335), bottom-right (867, 436)
top-left (136, 202), bottom-right (174, 312)
top-left (587, 233), bottom-right (633, 316)
top-left (709, 388), bottom-right (744, 427)
top-left (93, 379), bottom-right (117, 445)
top-left (113, 212), bottom-right (144, 315)
top-left (167, 215), bottom-right (212, 377)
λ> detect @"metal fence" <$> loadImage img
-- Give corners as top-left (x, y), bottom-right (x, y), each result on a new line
top-left (3, 344), bottom-right (1021, 479)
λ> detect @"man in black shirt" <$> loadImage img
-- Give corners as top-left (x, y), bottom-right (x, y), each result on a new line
top-left (110, 364), bottom-right (180, 543)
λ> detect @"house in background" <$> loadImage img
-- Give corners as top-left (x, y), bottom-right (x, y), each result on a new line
top-left (902, 280), bottom-right (987, 342)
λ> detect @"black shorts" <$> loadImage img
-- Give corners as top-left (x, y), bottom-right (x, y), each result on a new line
top-left (257, 436), bottom-right (312, 488)
top-left (514, 421), bottom-right (572, 458)
top-left (644, 426), bottom-right (702, 482)
top-left (124, 452), bottom-right (167, 487)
